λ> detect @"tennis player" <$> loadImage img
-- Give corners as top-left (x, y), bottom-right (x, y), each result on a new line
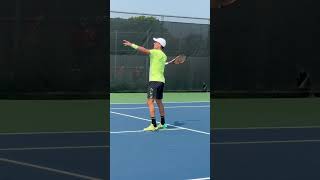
top-left (123, 38), bottom-right (167, 131)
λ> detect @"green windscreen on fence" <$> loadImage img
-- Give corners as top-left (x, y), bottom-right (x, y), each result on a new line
top-left (110, 12), bottom-right (210, 92)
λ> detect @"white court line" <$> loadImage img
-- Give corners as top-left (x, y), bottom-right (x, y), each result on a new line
top-left (111, 101), bottom-right (210, 105)
top-left (187, 177), bottom-right (210, 180)
top-left (0, 130), bottom-right (107, 136)
top-left (111, 130), bottom-right (146, 134)
top-left (111, 128), bottom-right (183, 134)
top-left (214, 126), bottom-right (320, 130)
top-left (0, 158), bottom-right (103, 180)
top-left (212, 139), bottom-right (320, 145)
top-left (0, 145), bottom-right (109, 151)
top-left (110, 111), bottom-right (209, 135)
top-left (111, 105), bottom-right (209, 110)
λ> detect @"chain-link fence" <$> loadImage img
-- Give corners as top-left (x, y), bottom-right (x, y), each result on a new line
top-left (110, 11), bottom-right (210, 92)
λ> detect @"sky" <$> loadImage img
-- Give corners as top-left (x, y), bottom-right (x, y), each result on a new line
top-left (110, 0), bottom-right (210, 19)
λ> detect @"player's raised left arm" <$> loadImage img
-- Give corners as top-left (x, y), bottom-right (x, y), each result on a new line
top-left (123, 40), bottom-right (150, 55)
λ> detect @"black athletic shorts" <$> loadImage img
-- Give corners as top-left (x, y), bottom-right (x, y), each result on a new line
top-left (147, 81), bottom-right (165, 99)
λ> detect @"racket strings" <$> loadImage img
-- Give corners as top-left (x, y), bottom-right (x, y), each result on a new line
top-left (174, 55), bottom-right (186, 64)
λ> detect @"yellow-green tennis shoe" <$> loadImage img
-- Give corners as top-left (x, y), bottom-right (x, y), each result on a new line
top-left (143, 124), bottom-right (156, 131)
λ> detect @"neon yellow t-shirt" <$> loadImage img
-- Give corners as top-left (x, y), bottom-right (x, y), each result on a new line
top-left (149, 49), bottom-right (167, 83)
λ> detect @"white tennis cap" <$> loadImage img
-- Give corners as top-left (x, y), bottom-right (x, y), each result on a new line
top-left (153, 37), bottom-right (166, 47)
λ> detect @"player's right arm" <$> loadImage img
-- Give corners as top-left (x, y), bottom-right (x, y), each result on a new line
top-left (123, 40), bottom-right (150, 55)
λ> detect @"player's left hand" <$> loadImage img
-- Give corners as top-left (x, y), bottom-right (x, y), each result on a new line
top-left (123, 40), bottom-right (132, 46)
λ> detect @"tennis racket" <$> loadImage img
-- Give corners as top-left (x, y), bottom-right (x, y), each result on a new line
top-left (165, 54), bottom-right (186, 65)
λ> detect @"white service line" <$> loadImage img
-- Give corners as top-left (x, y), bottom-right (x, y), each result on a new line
top-left (212, 139), bottom-right (320, 145)
top-left (0, 158), bottom-right (103, 180)
top-left (111, 130), bottom-right (145, 134)
top-left (110, 111), bottom-right (209, 135)
top-left (111, 128), bottom-right (183, 134)
top-left (187, 177), bottom-right (210, 180)
top-left (111, 105), bottom-right (209, 110)
top-left (0, 145), bottom-right (109, 151)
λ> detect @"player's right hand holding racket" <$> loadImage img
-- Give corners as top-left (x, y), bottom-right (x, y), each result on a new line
top-left (165, 54), bottom-right (186, 65)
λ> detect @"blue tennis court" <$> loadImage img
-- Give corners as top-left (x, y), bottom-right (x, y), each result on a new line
top-left (0, 132), bottom-right (108, 180)
top-left (110, 102), bottom-right (210, 180)
top-left (212, 127), bottom-right (320, 180)
top-left (211, 98), bottom-right (320, 180)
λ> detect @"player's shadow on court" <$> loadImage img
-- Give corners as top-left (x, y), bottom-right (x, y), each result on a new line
top-left (172, 119), bottom-right (201, 127)
top-left (173, 121), bottom-right (185, 126)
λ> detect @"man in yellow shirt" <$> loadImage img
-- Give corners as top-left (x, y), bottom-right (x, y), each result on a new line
top-left (123, 38), bottom-right (167, 131)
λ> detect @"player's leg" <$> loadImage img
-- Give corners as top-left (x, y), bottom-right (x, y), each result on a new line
top-left (155, 82), bottom-right (167, 130)
top-left (155, 99), bottom-right (167, 129)
top-left (144, 82), bottom-right (157, 131)
top-left (155, 99), bottom-right (165, 117)
top-left (147, 98), bottom-right (156, 126)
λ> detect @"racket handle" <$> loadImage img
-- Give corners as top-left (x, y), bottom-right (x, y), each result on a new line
top-left (166, 58), bottom-right (176, 65)
top-left (165, 55), bottom-right (181, 65)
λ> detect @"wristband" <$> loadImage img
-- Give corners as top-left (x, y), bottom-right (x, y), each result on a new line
top-left (131, 44), bottom-right (139, 50)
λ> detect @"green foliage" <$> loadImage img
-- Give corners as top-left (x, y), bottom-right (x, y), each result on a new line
top-left (110, 16), bottom-right (209, 56)
top-left (110, 16), bottom-right (167, 33)
top-left (111, 16), bottom-right (170, 54)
